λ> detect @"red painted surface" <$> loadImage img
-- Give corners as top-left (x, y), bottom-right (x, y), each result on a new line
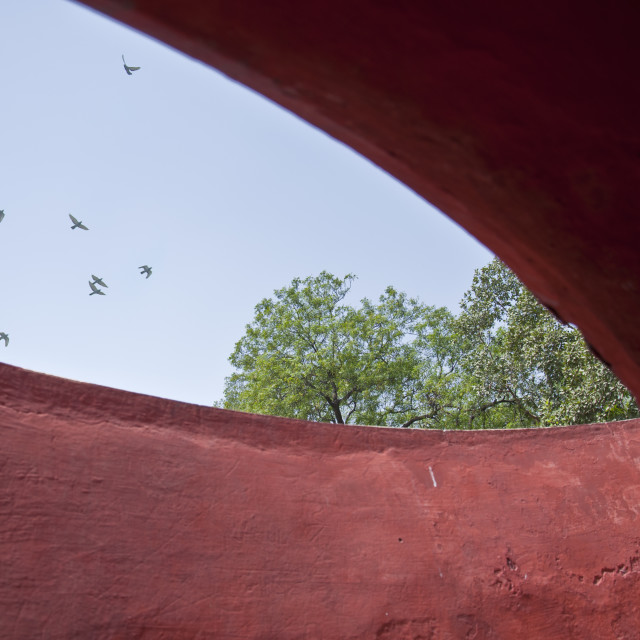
top-left (2, 1), bottom-right (640, 637)
top-left (80, 0), bottom-right (640, 398)
top-left (2, 364), bottom-right (640, 638)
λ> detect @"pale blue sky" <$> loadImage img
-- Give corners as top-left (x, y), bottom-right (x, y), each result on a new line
top-left (0, 0), bottom-right (492, 405)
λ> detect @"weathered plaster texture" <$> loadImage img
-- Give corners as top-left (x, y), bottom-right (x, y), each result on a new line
top-left (2, 1), bottom-right (640, 636)
top-left (1, 365), bottom-right (640, 638)
top-left (81, 0), bottom-right (640, 397)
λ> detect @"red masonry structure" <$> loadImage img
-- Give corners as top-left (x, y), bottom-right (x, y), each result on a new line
top-left (2, 1), bottom-right (640, 637)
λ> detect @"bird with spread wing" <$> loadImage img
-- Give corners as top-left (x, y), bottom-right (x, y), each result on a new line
top-left (122, 55), bottom-right (141, 75)
top-left (69, 214), bottom-right (89, 230)
top-left (89, 281), bottom-right (106, 296)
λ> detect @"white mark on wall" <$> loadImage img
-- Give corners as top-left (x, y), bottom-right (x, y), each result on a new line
top-left (429, 466), bottom-right (437, 488)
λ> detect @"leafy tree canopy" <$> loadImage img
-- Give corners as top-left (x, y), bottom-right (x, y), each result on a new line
top-left (457, 258), bottom-right (639, 428)
top-left (222, 271), bottom-right (457, 427)
top-left (221, 261), bottom-right (639, 429)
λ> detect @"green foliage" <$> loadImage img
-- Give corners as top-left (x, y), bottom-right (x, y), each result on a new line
top-left (456, 258), bottom-right (639, 428)
top-left (220, 262), bottom-right (639, 429)
top-left (222, 271), bottom-right (456, 427)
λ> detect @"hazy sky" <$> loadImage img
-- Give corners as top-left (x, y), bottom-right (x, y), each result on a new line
top-left (0, 0), bottom-right (492, 406)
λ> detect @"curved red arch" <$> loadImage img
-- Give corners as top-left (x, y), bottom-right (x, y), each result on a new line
top-left (2, 2), bottom-right (640, 637)
top-left (80, 0), bottom-right (640, 395)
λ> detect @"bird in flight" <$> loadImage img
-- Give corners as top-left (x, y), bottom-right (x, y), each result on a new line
top-left (69, 214), bottom-right (89, 230)
top-left (89, 281), bottom-right (106, 296)
top-left (0, 332), bottom-right (8, 347)
top-left (139, 265), bottom-right (152, 278)
top-left (122, 55), bottom-right (141, 75)
top-left (0, 210), bottom-right (4, 223)
top-left (91, 275), bottom-right (108, 288)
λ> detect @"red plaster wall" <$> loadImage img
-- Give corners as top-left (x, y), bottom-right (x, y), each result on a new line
top-left (2, 1), bottom-right (640, 637)
top-left (80, 0), bottom-right (640, 398)
top-left (2, 364), bottom-right (640, 638)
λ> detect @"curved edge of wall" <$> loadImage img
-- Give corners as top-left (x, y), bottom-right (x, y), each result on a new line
top-left (77, 0), bottom-right (640, 399)
top-left (4, 1), bottom-right (640, 636)
top-left (1, 362), bottom-right (640, 638)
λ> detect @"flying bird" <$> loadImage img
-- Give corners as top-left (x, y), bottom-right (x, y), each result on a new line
top-left (0, 332), bottom-right (8, 347)
top-left (89, 281), bottom-right (106, 296)
top-left (91, 275), bottom-right (108, 288)
top-left (0, 210), bottom-right (4, 223)
top-left (69, 214), bottom-right (89, 230)
top-left (139, 265), bottom-right (152, 278)
top-left (122, 55), bottom-right (141, 75)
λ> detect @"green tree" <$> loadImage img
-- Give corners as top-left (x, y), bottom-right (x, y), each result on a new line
top-left (221, 271), bottom-right (458, 427)
top-left (221, 263), bottom-right (638, 429)
top-left (456, 258), bottom-right (639, 428)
